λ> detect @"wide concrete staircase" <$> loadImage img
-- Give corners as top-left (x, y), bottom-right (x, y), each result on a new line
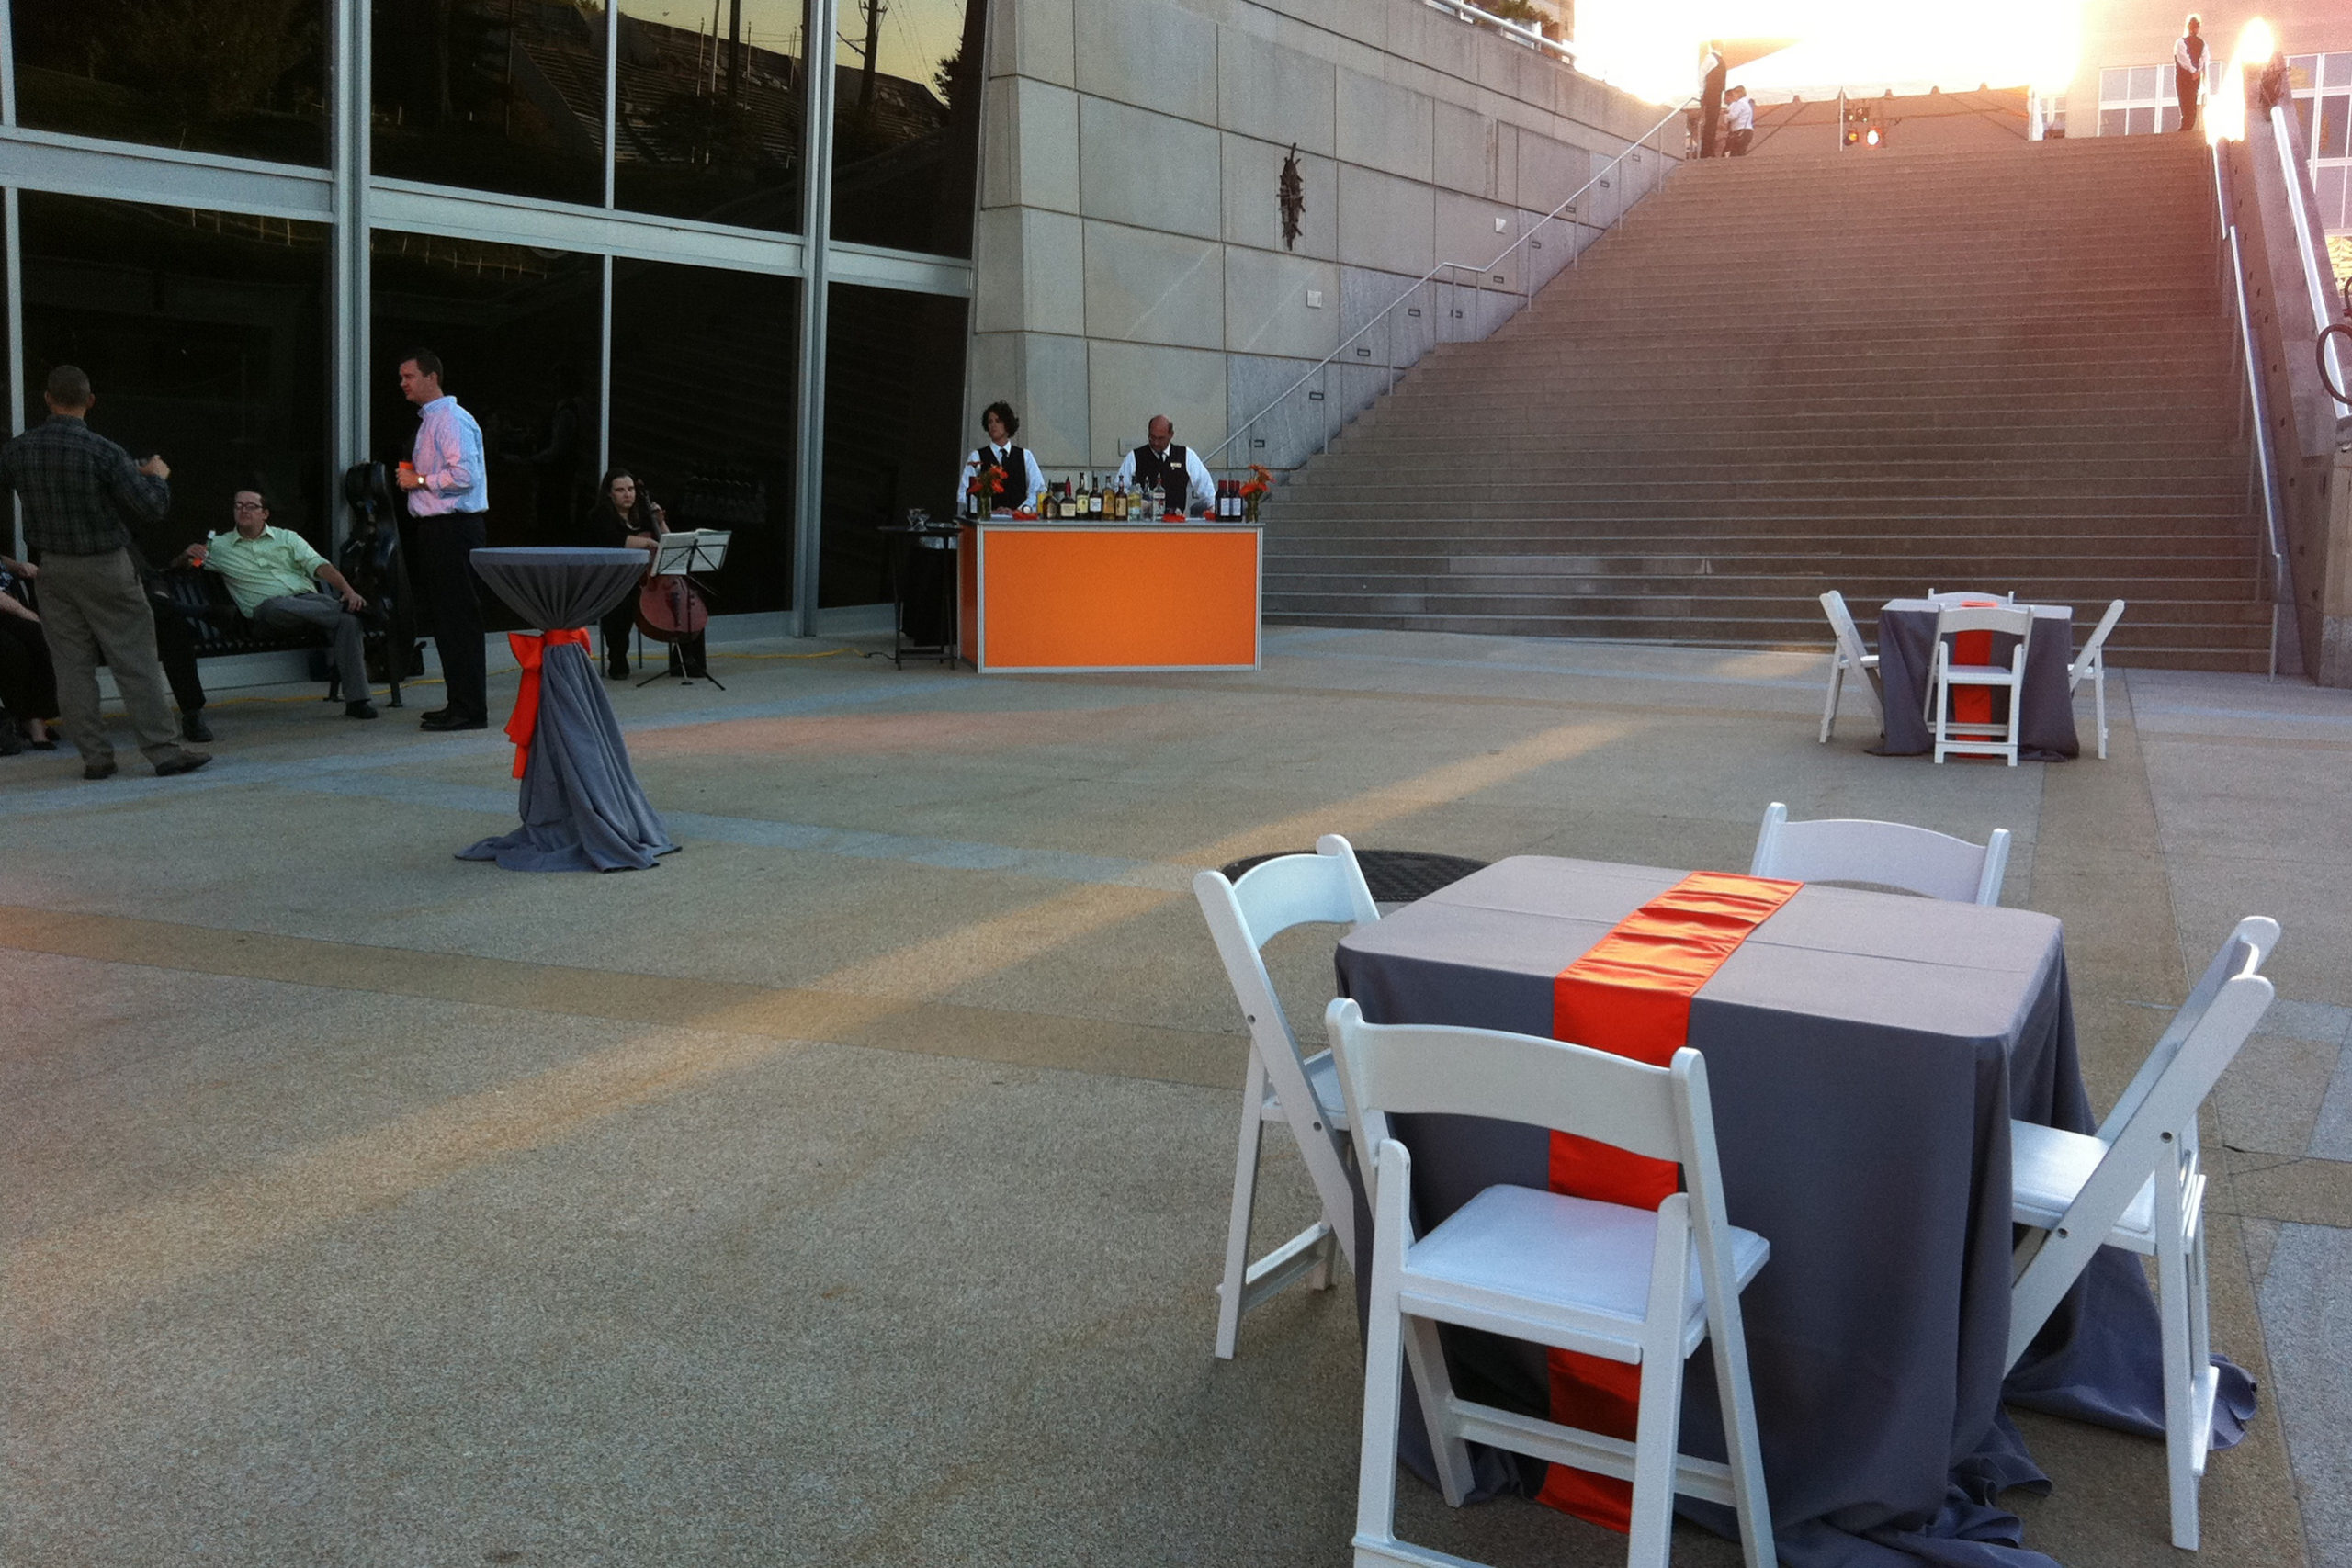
top-left (1261, 133), bottom-right (2273, 670)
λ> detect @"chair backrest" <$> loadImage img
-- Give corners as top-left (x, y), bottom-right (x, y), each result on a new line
top-left (1818, 590), bottom-right (1871, 667)
top-left (2096, 916), bottom-right (2280, 1146)
top-left (1928, 588), bottom-right (2017, 604)
top-left (1749, 801), bottom-right (2009, 906)
top-left (1933, 604), bottom-right (2035, 644)
top-left (2075, 599), bottom-right (2126, 671)
top-left (1326, 998), bottom-right (1739, 1246)
top-left (1194, 835), bottom-right (1379, 1076)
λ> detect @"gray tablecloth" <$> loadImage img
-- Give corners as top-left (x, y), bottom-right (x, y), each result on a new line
top-left (1335, 857), bottom-right (2250, 1568)
top-left (1872, 600), bottom-right (2079, 761)
top-left (458, 547), bottom-right (677, 873)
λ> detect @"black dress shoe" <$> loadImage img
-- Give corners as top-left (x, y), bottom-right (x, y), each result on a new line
top-left (180, 711), bottom-right (213, 744)
top-left (84, 759), bottom-right (119, 780)
top-left (0, 725), bottom-right (20, 757)
top-left (420, 710), bottom-right (488, 732)
top-left (607, 659), bottom-right (630, 681)
top-left (155, 750), bottom-right (212, 777)
top-left (345, 700), bottom-right (379, 721)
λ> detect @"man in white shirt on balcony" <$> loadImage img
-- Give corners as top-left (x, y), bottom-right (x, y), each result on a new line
top-left (2176, 16), bottom-right (2207, 135)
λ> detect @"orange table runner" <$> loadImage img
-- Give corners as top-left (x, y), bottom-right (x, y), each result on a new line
top-left (1534, 870), bottom-right (1802, 1529)
top-left (1949, 599), bottom-right (2000, 729)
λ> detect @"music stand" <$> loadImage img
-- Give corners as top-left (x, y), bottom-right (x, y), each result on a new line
top-left (637, 529), bottom-right (730, 690)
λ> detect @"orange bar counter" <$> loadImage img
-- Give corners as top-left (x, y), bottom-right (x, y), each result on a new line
top-left (957, 521), bottom-right (1261, 672)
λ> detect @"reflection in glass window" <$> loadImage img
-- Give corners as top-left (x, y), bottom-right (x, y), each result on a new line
top-left (614, 0), bottom-right (805, 231)
top-left (17, 196), bottom-right (332, 563)
top-left (11, 0), bottom-right (327, 165)
top-left (371, 0), bottom-right (605, 206)
top-left (820, 284), bottom-right (967, 606)
top-left (2324, 95), bottom-right (2351, 161)
top-left (610, 262), bottom-right (799, 614)
top-left (371, 231), bottom-right (604, 626)
top-left (2290, 55), bottom-right (2319, 93)
top-left (2099, 107), bottom-right (2126, 138)
top-left (2126, 106), bottom-right (2154, 136)
top-left (2326, 53), bottom-right (2352, 89)
top-left (828, 0), bottom-right (984, 255)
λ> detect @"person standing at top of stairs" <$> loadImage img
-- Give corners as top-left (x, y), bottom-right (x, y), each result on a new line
top-left (1700, 43), bottom-right (1726, 159)
top-left (2177, 17), bottom-right (2207, 135)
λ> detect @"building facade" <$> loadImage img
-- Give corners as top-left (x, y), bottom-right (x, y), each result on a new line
top-left (2068, 0), bottom-right (2352, 236)
top-left (973, 0), bottom-right (1665, 478)
top-left (0, 0), bottom-right (1659, 630)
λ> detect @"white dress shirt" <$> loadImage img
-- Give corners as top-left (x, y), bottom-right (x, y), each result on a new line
top-left (1725, 96), bottom-right (1755, 134)
top-left (1113, 444), bottom-right (1216, 514)
top-left (959, 443), bottom-right (1046, 513)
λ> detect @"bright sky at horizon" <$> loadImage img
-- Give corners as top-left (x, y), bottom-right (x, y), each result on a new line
top-left (1576, 0), bottom-right (2085, 105)
top-left (616, 0), bottom-right (968, 93)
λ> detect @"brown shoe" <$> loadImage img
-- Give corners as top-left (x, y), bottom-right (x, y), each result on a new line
top-left (84, 759), bottom-right (118, 781)
top-left (154, 750), bottom-right (212, 777)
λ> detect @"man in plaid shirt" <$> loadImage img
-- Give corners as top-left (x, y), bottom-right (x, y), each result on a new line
top-left (0, 365), bottom-right (210, 778)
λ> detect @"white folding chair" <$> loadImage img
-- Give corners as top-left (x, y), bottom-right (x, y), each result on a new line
top-left (2007, 916), bottom-right (2278, 1551)
top-left (1928, 604), bottom-right (2034, 766)
top-left (1194, 835), bottom-right (1380, 1359)
top-left (1327, 998), bottom-right (1774, 1568)
top-left (2069, 599), bottom-right (2126, 761)
top-left (1816, 591), bottom-right (1882, 743)
top-left (1926, 587), bottom-right (2018, 604)
top-left (1749, 801), bottom-right (2009, 906)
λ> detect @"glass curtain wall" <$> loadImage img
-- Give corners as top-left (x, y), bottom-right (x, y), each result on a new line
top-left (12, 0), bottom-right (331, 164)
top-left (819, 282), bottom-right (961, 606)
top-left (371, 0), bottom-right (606, 204)
top-left (608, 258), bottom-right (798, 611)
top-left (5, 0), bottom-right (978, 618)
top-left (615, 0), bottom-right (804, 229)
top-left (17, 195), bottom-right (333, 564)
top-left (827, 0), bottom-right (978, 255)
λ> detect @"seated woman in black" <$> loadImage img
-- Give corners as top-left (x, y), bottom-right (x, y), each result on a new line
top-left (0, 555), bottom-right (60, 753)
top-left (587, 467), bottom-right (706, 681)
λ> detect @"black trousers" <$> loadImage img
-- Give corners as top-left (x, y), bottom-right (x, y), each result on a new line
top-left (2177, 69), bottom-right (2200, 133)
top-left (149, 597), bottom-right (206, 714)
top-left (411, 512), bottom-right (488, 717)
top-left (0, 612), bottom-right (59, 719)
top-left (600, 604), bottom-right (704, 675)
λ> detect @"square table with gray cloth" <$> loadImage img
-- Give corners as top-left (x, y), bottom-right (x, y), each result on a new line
top-left (1334, 857), bottom-right (2251, 1568)
top-left (1872, 600), bottom-right (2079, 761)
top-left (459, 547), bottom-right (677, 873)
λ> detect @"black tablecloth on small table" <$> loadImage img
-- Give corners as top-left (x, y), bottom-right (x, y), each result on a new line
top-left (1873, 600), bottom-right (2079, 761)
top-left (1335, 857), bottom-right (2251, 1568)
top-left (459, 547), bottom-right (676, 873)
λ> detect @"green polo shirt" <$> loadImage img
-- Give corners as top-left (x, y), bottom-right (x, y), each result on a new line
top-left (202, 525), bottom-right (329, 616)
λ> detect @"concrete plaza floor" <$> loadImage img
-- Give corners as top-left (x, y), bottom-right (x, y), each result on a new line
top-left (3, 625), bottom-right (2346, 1568)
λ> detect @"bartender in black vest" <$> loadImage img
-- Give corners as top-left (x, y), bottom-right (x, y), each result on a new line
top-left (959, 400), bottom-right (1047, 516)
top-left (1113, 415), bottom-right (1216, 517)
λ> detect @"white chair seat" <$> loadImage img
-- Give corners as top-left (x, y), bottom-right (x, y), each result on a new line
top-left (2009, 1121), bottom-right (2155, 1248)
top-left (1405, 1184), bottom-right (1770, 1357)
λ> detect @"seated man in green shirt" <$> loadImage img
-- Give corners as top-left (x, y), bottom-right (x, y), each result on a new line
top-left (174, 490), bottom-right (378, 720)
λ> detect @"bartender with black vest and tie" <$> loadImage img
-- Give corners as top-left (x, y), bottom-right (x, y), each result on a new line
top-left (1114, 415), bottom-right (1216, 517)
top-left (959, 400), bottom-right (1047, 516)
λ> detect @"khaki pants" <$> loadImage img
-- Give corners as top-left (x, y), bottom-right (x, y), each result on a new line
top-left (37, 547), bottom-right (184, 767)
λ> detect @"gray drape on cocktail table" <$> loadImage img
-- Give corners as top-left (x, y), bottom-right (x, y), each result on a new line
top-left (459, 547), bottom-right (676, 873)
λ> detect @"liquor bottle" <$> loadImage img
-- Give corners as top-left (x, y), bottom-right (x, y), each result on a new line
top-left (1089, 475), bottom-right (1103, 517)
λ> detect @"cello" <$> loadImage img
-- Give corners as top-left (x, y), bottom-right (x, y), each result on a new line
top-left (631, 497), bottom-right (711, 647)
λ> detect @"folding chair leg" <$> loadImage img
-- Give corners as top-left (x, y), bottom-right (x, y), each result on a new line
top-left (1213, 1051), bottom-right (1271, 1360)
top-left (1354, 1185), bottom-right (1409, 1558)
top-left (1820, 660), bottom-right (1843, 743)
top-left (1706, 1298), bottom-right (1776, 1568)
top-left (1624, 1347), bottom-right (1689, 1568)
top-left (2158, 1223), bottom-right (2203, 1550)
top-left (1401, 1312), bottom-right (1476, 1506)
top-left (2095, 667), bottom-right (2109, 761)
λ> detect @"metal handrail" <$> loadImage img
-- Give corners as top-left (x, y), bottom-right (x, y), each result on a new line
top-left (2212, 144), bottom-right (2289, 679)
top-left (1203, 97), bottom-right (1691, 468)
top-left (1420, 0), bottom-right (1575, 68)
top-left (2267, 100), bottom-right (2352, 413)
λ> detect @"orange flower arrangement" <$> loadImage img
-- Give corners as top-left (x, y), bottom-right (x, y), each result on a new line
top-left (1238, 463), bottom-right (1274, 501)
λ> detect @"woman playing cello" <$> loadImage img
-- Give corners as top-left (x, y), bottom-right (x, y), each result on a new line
top-left (587, 466), bottom-right (706, 680)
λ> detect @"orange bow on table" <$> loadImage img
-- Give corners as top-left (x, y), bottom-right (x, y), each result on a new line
top-left (504, 627), bottom-right (592, 779)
